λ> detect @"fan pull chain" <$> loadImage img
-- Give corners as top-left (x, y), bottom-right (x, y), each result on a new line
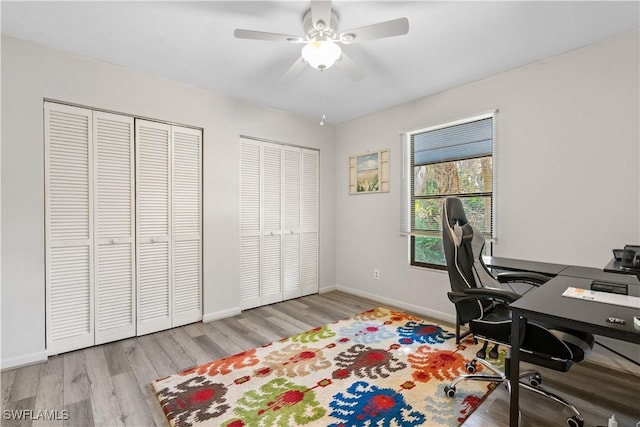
top-left (320, 70), bottom-right (327, 126)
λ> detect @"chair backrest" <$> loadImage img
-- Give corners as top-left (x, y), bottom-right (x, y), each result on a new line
top-left (442, 196), bottom-right (498, 322)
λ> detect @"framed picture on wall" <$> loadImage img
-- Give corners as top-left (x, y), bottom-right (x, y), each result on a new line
top-left (349, 149), bottom-right (389, 194)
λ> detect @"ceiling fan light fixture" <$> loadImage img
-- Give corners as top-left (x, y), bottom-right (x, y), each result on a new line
top-left (301, 40), bottom-right (341, 70)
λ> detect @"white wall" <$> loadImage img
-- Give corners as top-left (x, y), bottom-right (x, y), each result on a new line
top-left (2, 30), bottom-right (638, 371)
top-left (0, 35), bottom-right (336, 369)
top-left (334, 31), bottom-right (640, 336)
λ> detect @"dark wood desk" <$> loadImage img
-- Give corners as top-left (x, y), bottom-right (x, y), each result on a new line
top-left (508, 276), bottom-right (640, 427)
top-left (483, 256), bottom-right (567, 277)
top-left (560, 265), bottom-right (640, 284)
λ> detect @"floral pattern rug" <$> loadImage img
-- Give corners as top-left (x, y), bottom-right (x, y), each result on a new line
top-left (153, 307), bottom-right (502, 426)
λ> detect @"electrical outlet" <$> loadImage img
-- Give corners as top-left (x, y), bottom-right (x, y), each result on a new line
top-left (373, 269), bottom-right (380, 280)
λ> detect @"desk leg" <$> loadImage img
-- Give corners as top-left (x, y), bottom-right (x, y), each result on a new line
top-left (510, 312), bottom-right (523, 427)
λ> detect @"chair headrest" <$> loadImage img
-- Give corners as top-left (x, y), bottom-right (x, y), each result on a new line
top-left (444, 196), bottom-right (469, 228)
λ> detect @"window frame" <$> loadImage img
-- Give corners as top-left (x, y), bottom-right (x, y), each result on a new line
top-left (403, 111), bottom-right (497, 270)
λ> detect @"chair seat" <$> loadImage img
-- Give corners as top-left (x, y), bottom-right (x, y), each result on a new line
top-left (469, 303), bottom-right (595, 369)
top-left (469, 303), bottom-right (512, 343)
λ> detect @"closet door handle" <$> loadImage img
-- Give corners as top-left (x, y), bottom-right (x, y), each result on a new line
top-left (111, 238), bottom-right (120, 244)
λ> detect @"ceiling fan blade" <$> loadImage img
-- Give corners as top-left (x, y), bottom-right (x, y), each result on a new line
top-left (339, 17), bottom-right (409, 44)
top-left (234, 29), bottom-right (304, 43)
top-left (310, 0), bottom-right (332, 31)
top-left (278, 56), bottom-right (307, 84)
top-left (336, 52), bottom-right (365, 81)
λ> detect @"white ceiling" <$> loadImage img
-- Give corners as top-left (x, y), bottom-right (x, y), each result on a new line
top-left (2, 1), bottom-right (639, 124)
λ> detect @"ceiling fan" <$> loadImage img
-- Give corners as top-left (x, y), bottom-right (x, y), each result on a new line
top-left (234, 0), bottom-right (409, 81)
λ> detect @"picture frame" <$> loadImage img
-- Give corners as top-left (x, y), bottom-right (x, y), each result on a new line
top-left (349, 148), bottom-right (390, 194)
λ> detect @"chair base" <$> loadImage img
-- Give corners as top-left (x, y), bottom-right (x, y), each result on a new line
top-left (443, 356), bottom-right (585, 427)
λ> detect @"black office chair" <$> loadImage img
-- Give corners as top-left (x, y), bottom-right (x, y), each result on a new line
top-left (441, 196), bottom-right (594, 427)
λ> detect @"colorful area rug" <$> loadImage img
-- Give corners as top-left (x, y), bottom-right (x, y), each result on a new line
top-left (153, 307), bottom-right (502, 427)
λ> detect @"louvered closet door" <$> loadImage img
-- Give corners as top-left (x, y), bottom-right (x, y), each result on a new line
top-left (239, 139), bottom-right (262, 310)
top-left (94, 112), bottom-right (136, 344)
top-left (282, 146), bottom-right (302, 300)
top-left (261, 142), bottom-right (283, 305)
top-left (301, 149), bottom-right (319, 296)
top-left (136, 120), bottom-right (172, 335)
top-left (45, 103), bottom-right (95, 354)
top-left (172, 126), bottom-right (202, 327)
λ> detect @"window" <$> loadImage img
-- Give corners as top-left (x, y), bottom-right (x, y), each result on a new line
top-left (401, 112), bottom-right (496, 269)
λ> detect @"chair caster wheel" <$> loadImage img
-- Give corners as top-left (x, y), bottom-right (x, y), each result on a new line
top-left (465, 361), bottom-right (477, 373)
top-left (444, 385), bottom-right (456, 398)
top-left (566, 415), bottom-right (584, 427)
top-left (528, 373), bottom-right (542, 387)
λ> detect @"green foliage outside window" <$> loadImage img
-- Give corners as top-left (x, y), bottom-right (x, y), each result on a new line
top-left (414, 236), bottom-right (446, 266)
top-left (412, 156), bottom-right (492, 267)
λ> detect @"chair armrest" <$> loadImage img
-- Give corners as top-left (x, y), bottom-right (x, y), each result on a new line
top-left (496, 271), bottom-right (550, 285)
top-left (465, 287), bottom-right (522, 302)
top-left (448, 287), bottom-right (521, 305)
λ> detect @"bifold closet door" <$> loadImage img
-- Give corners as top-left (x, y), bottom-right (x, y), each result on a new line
top-left (46, 104), bottom-right (136, 353)
top-left (261, 142), bottom-right (283, 305)
top-left (45, 103), bottom-right (95, 355)
top-left (239, 138), bottom-right (319, 310)
top-left (136, 120), bottom-right (202, 334)
top-left (136, 120), bottom-right (172, 335)
top-left (282, 146), bottom-right (302, 300)
top-left (239, 139), bottom-right (262, 310)
top-left (46, 106), bottom-right (200, 351)
top-left (94, 112), bottom-right (136, 345)
top-left (172, 126), bottom-right (202, 327)
top-left (301, 149), bottom-right (319, 296)
top-left (238, 140), bottom-right (284, 309)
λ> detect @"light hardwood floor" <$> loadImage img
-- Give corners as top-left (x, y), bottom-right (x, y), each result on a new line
top-left (2, 291), bottom-right (639, 427)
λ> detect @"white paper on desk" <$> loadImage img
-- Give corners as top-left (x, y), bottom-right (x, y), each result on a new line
top-left (562, 287), bottom-right (640, 309)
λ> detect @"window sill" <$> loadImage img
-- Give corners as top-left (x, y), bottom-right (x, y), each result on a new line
top-left (408, 264), bottom-right (449, 274)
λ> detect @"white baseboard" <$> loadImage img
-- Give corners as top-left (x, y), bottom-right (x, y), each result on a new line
top-left (333, 284), bottom-right (457, 325)
top-left (1, 350), bottom-right (48, 371)
top-left (319, 285), bottom-right (337, 293)
top-left (202, 307), bottom-right (242, 323)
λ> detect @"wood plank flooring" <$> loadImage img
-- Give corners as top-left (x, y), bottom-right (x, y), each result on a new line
top-left (2, 291), bottom-right (639, 427)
